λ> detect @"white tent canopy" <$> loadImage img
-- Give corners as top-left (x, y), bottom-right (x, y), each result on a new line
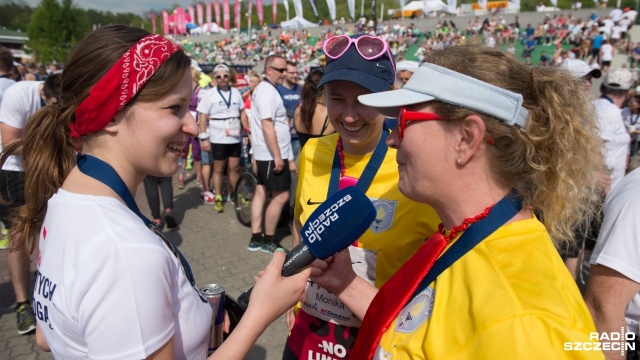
top-left (280, 16), bottom-right (317, 29)
top-left (393, 0), bottom-right (453, 15)
top-left (190, 22), bottom-right (225, 35)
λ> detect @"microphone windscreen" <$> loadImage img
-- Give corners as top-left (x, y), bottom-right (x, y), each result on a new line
top-left (300, 186), bottom-right (376, 260)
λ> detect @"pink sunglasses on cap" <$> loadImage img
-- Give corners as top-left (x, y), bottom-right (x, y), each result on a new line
top-left (323, 35), bottom-right (396, 74)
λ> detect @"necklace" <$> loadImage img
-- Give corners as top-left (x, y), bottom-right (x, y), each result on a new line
top-left (437, 203), bottom-right (495, 244)
top-left (336, 137), bottom-right (359, 189)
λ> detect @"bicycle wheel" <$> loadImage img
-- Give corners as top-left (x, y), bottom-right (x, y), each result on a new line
top-left (234, 172), bottom-right (257, 227)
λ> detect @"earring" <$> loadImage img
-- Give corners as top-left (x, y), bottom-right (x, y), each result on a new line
top-left (456, 158), bottom-right (462, 165)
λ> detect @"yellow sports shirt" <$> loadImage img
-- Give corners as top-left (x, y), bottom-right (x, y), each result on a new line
top-left (295, 133), bottom-right (440, 288)
top-left (375, 217), bottom-right (604, 359)
top-left (284, 133), bottom-right (440, 359)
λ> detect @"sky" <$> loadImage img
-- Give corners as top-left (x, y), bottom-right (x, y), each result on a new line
top-left (22, 0), bottom-right (197, 15)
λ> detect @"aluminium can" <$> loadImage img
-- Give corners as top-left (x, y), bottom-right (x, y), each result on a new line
top-left (200, 284), bottom-right (225, 355)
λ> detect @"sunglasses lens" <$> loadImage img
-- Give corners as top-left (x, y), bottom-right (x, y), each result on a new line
top-left (325, 37), bottom-right (349, 57)
top-left (358, 37), bottom-right (386, 58)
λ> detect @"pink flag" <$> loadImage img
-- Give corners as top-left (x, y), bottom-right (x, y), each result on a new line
top-left (256, 0), bottom-right (263, 27)
top-left (197, 3), bottom-right (204, 26)
top-left (206, 2), bottom-right (212, 24)
top-left (234, 0), bottom-right (241, 29)
top-left (150, 13), bottom-right (156, 34)
top-left (214, 0), bottom-right (221, 25)
top-left (272, 0), bottom-right (277, 24)
top-left (188, 6), bottom-right (195, 24)
top-left (222, 0), bottom-right (230, 30)
top-left (176, 6), bottom-right (186, 34)
top-left (162, 10), bottom-right (169, 35)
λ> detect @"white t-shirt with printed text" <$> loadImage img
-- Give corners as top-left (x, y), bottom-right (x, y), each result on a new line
top-left (34, 190), bottom-right (212, 359)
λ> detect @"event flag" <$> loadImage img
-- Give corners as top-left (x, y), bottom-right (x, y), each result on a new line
top-left (326, 0), bottom-right (336, 20)
top-left (347, 0), bottom-right (355, 19)
top-left (150, 13), bottom-right (156, 34)
top-left (257, 0), bottom-right (264, 26)
top-left (214, 0), bottom-right (221, 24)
top-left (235, 0), bottom-right (241, 29)
top-left (188, 6), bottom-right (195, 25)
top-left (310, 0), bottom-right (319, 17)
top-left (197, 3), bottom-right (204, 26)
top-left (223, 0), bottom-right (230, 29)
top-left (176, 6), bottom-right (187, 34)
top-left (283, 0), bottom-right (289, 20)
top-left (292, 0), bottom-right (303, 18)
top-left (273, 0), bottom-right (278, 23)
top-left (206, 2), bottom-right (212, 24)
top-left (162, 10), bottom-right (169, 35)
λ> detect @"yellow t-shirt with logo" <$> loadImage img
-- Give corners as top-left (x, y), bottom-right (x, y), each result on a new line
top-left (295, 133), bottom-right (440, 288)
top-left (284, 133), bottom-right (440, 359)
top-left (375, 217), bottom-right (604, 360)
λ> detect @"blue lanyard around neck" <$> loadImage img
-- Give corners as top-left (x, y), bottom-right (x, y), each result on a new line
top-left (216, 87), bottom-right (232, 109)
top-left (411, 193), bottom-right (522, 299)
top-left (327, 129), bottom-right (389, 197)
top-left (76, 154), bottom-right (201, 294)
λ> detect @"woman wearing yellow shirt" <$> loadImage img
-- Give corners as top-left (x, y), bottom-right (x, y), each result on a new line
top-left (282, 34), bottom-right (440, 359)
top-left (311, 45), bottom-right (606, 359)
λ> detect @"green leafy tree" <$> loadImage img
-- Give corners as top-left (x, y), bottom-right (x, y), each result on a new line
top-left (26, 0), bottom-right (88, 63)
top-left (0, 0), bottom-right (33, 32)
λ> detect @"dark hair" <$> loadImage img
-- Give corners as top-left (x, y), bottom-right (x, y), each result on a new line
top-left (0, 47), bottom-right (13, 73)
top-left (299, 69), bottom-right (323, 131)
top-left (286, 60), bottom-right (297, 67)
top-left (0, 25), bottom-right (190, 257)
top-left (42, 73), bottom-right (61, 100)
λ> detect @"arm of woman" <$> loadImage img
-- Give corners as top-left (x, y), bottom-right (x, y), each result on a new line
top-left (293, 106), bottom-right (302, 133)
top-left (35, 324), bottom-right (50, 352)
top-left (584, 265), bottom-right (640, 360)
top-left (310, 249), bottom-right (378, 321)
top-left (209, 251), bottom-right (310, 360)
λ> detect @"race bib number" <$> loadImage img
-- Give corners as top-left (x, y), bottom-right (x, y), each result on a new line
top-left (225, 118), bottom-right (241, 137)
top-left (300, 246), bottom-right (377, 327)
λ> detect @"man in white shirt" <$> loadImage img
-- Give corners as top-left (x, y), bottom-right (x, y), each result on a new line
top-left (0, 75), bottom-right (61, 335)
top-left (585, 168), bottom-right (640, 360)
top-left (197, 64), bottom-right (248, 213)
top-left (248, 55), bottom-right (296, 254)
top-left (0, 48), bottom-right (16, 106)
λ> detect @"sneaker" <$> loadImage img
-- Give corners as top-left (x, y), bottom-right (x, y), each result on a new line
top-left (0, 228), bottom-right (8, 250)
top-left (247, 237), bottom-right (262, 252)
top-left (164, 208), bottom-right (177, 229)
top-left (202, 191), bottom-right (215, 204)
top-left (16, 303), bottom-right (36, 335)
top-left (261, 241), bottom-right (278, 255)
top-left (177, 178), bottom-right (185, 190)
top-left (152, 218), bottom-right (164, 229)
top-left (214, 195), bottom-right (224, 213)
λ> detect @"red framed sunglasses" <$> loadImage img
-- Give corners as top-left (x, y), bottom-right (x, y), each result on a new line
top-left (397, 107), bottom-right (445, 139)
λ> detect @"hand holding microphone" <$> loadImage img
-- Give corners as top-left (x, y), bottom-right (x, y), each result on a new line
top-left (237, 186), bottom-right (376, 309)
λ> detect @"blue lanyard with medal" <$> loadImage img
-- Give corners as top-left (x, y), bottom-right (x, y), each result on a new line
top-left (76, 154), bottom-right (206, 302)
top-left (327, 128), bottom-right (389, 197)
top-left (217, 86), bottom-right (232, 109)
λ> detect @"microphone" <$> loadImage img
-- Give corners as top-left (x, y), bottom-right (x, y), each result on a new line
top-left (237, 186), bottom-right (376, 310)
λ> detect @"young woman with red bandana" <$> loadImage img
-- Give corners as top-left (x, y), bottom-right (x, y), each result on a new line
top-left (0, 25), bottom-right (309, 359)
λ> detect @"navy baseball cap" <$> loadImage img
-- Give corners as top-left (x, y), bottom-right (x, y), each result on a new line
top-left (317, 34), bottom-right (395, 93)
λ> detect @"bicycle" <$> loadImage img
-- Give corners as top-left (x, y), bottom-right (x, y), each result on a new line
top-left (234, 133), bottom-right (292, 230)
